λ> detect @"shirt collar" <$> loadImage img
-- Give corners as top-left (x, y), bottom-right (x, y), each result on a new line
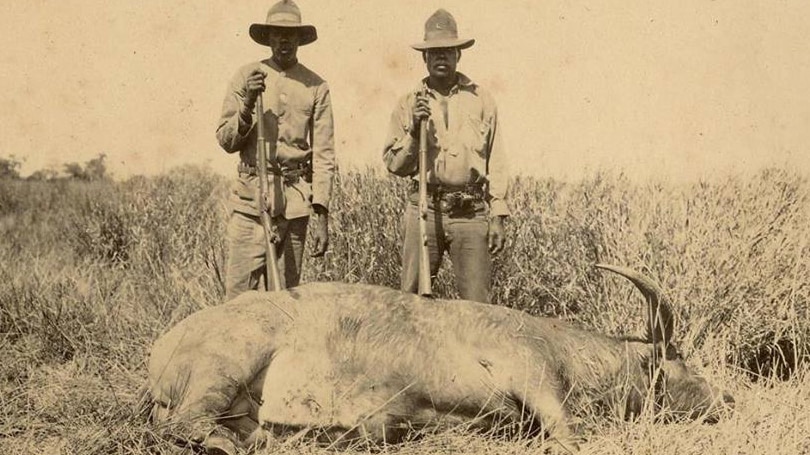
top-left (264, 57), bottom-right (300, 73)
top-left (418, 72), bottom-right (477, 96)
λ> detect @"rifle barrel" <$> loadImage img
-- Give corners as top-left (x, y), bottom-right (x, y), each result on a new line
top-left (255, 93), bottom-right (283, 291)
top-left (417, 115), bottom-right (432, 297)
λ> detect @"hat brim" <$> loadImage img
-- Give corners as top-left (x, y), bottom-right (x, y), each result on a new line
top-left (249, 23), bottom-right (318, 46)
top-left (411, 38), bottom-right (475, 51)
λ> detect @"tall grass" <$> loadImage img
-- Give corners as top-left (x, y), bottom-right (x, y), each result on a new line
top-left (0, 166), bottom-right (807, 454)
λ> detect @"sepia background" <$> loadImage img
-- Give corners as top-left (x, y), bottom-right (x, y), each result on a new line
top-left (1, 1), bottom-right (809, 454)
top-left (1, 0), bottom-right (809, 181)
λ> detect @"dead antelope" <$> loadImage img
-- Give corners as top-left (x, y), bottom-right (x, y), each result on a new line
top-left (144, 264), bottom-right (733, 454)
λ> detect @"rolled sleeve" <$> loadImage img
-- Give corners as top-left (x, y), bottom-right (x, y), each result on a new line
top-left (382, 95), bottom-right (419, 177)
top-left (216, 67), bottom-right (255, 153)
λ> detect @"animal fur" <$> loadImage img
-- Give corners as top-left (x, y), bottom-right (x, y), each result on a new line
top-left (145, 265), bottom-right (733, 454)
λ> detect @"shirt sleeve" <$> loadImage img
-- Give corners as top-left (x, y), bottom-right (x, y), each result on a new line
top-left (485, 100), bottom-right (511, 217)
top-left (216, 66), bottom-right (255, 153)
top-left (382, 94), bottom-right (420, 177)
top-left (311, 81), bottom-right (336, 209)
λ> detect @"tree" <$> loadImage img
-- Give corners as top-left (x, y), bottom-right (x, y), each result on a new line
top-left (27, 168), bottom-right (60, 181)
top-left (84, 153), bottom-right (109, 181)
top-left (63, 153), bottom-right (110, 181)
top-left (63, 161), bottom-right (88, 180)
top-left (0, 155), bottom-right (23, 180)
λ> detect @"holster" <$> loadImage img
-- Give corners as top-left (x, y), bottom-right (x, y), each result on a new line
top-left (411, 181), bottom-right (486, 216)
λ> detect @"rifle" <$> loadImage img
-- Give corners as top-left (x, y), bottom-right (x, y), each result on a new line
top-left (417, 90), bottom-right (433, 297)
top-left (255, 93), bottom-right (283, 291)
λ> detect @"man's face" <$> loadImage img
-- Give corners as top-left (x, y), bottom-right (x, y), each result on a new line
top-left (267, 28), bottom-right (300, 67)
top-left (424, 47), bottom-right (459, 79)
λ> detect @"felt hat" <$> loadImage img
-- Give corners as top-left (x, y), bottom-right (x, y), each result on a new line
top-left (411, 9), bottom-right (474, 51)
top-left (249, 0), bottom-right (317, 46)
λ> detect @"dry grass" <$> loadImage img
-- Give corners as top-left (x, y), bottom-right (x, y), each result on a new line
top-left (0, 165), bottom-right (807, 454)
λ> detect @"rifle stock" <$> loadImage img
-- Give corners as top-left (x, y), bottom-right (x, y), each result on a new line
top-left (255, 93), bottom-right (283, 291)
top-left (417, 112), bottom-right (432, 297)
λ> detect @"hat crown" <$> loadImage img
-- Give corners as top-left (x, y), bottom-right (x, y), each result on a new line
top-left (266, 0), bottom-right (303, 25)
top-left (250, 0), bottom-right (317, 46)
top-left (411, 8), bottom-right (474, 51)
top-left (424, 9), bottom-right (459, 42)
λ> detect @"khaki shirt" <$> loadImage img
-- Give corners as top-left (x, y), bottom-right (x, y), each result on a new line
top-left (382, 73), bottom-right (510, 217)
top-left (216, 59), bottom-right (335, 219)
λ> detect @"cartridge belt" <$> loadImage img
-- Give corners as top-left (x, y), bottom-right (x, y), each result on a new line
top-left (410, 181), bottom-right (486, 215)
top-left (410, 181), bottom-right (485, 200)
top-left (238, 161), bottom-right (311, 184)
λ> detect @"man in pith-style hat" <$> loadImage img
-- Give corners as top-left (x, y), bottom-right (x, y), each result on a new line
top-left (383, 9), bottom-right (511, 303)
top-left (217, 0), bottom-right (335, 300)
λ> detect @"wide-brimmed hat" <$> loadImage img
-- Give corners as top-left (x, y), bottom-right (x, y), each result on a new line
top-left (411, 9), bottom-right (475, 51)
top-left (249, 0), bottom-right (318, 46)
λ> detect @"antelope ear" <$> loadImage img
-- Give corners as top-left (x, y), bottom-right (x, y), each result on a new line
top-left (595, 264), bottom-right (675, 346)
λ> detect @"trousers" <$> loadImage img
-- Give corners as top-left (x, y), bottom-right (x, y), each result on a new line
top-left (224, 211), bottom-right (308, 301)
top-left (400, 193), bottom-right (491, 303)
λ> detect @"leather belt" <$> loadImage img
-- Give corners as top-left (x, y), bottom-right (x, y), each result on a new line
top-left (238, 161), bottom-right (311, 184)
top-left (410, 181), bottom-right (485, 199)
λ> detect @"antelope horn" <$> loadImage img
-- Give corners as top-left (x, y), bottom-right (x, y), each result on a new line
top-left (595, 264), bottom-right (675, 346)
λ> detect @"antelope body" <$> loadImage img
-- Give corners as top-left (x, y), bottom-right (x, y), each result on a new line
top-left (145, 265), bottom-right (733, 454)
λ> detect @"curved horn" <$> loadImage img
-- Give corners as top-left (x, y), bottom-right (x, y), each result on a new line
top-left (595, 264), bottom-right (675, 346)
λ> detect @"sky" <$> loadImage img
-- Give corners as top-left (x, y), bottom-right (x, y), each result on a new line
top-left (1, 0), bottom-right (809, 182)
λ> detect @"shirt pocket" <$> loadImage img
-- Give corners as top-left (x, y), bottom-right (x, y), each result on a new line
top-left (290, 101), bottom-right (313, 117)
top-left (464, 115), bottom-right (490, 157)
top-left (278, 100), bottom-right (313, 143)
top-left (282, 95), bottom-right (314, 123)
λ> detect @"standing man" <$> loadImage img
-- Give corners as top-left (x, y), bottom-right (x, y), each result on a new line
top-left (383, 9), bottom-right (510, 303)
top-left (217, 0), bottom-right (335, 300)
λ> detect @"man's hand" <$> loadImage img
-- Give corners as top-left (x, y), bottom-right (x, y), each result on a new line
top-left (310, 205), bottom-right (329, 257)
top-left (244, 69), bottom-right (268, 109)
top-left (412, 91), bottom-right (431, 132)
top-left (488, 216), bottom-right (506, 255)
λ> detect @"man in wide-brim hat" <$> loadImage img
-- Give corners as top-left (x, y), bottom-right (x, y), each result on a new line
top-left (248, 0), bottom-right (317, 47)
top-left (217, 0), bottom-right (336, 301)
top-left (383, 8), bottom-right (511, 304)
